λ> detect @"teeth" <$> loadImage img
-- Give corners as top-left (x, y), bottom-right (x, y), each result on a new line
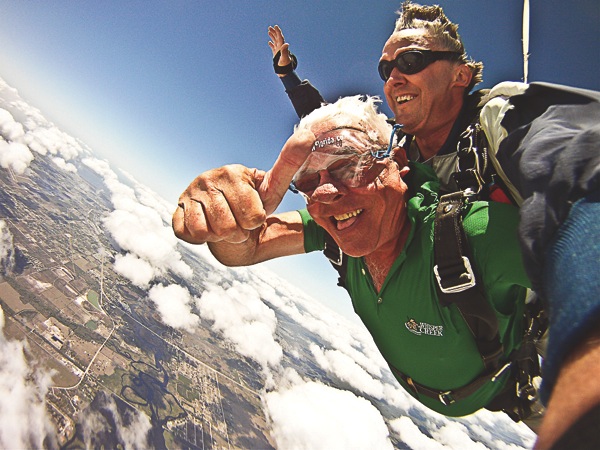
top-left (334, 209), bottom-right (363, 221)
top-left (396, 95), bottom-right (415, 104)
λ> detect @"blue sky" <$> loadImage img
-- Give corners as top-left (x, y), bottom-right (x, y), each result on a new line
top-left (0, 0), bottom-right (598, 321)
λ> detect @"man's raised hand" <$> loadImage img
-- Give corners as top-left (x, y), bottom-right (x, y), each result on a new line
top-left (172, 129), bottom-right (314, 245)
top-left (268, 25), bottom-right (292, 67)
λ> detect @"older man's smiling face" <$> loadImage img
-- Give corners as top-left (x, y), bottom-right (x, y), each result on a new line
top-left (304, 125), bottom-right (410, 258)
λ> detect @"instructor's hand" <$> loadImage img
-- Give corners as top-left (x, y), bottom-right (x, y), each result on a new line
top-left (268, 25), bottom-right (291, 66)
top-left (173, 129), bottom-right (314, 245)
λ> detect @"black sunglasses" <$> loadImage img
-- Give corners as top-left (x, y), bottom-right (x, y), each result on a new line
top-left (378, 50), bottom-right (463, 81)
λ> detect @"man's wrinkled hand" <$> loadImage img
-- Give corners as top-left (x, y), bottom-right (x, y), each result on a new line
top-left (172, 129), bottom-right (315, 245)
top-left (173, 164), bottom-right (265, 245)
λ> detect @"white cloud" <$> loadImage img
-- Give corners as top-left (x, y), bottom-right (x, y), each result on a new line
top-left (119, 168), bottom-right (175, 224)
top-left (51, 156), bottom-right (77, 172)
top-left (265, 380), bottom-right (393, 450)
top-left (0, 78), bottom-right (49, 130)
top-left (389, 416), bottom-right (449, 450)
top-left (0, 108), bottom-right (25, 141)
top-left (249, 267), bottom-right (388, 379)
top-left (148, 284), bottom-right (200, 332)
top-left (310, 344), bottom-right (385, 399)
top-left (0, 138), bottom-right (34, 175)
top-left (0, 93), bottom-right (89, 177)
top-left (197, 281), bottom-right (282, 369)
top-left (0, 306), bottom-right (58, 448)
top-left (431, 422), bottom-right (488, 450)
top-left (103, 206), bottom-right (192, 279)
top-left (82, 157), bottom-right (115, 180)
top-left (113, 253), bottom-right (157, 289)
top-left (0, 220), bottom-right (15, 275)
top-left (80, 392), bottom-right (151, 449)
top-left (21, 124), bottom-right (85, 160)
top-left (82, 156), bottom-right (193, 285)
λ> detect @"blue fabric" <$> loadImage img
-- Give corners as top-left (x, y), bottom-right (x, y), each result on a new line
top-left (280, 71), bottom-right (302, 91)
top-left (541, 191), bottom-right (600, 404)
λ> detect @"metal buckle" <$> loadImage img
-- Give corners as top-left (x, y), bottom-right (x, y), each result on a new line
top-left (434, 256), bottom-right (476, 293)
top-left (516, 380), bottom-right (537, 402)
top-left (452, 169), bottom-right (484, 196)
top-left (439, 391), bottom-right (455, 406)
top-left (491, 362), bottom-right (512, 382)
top-left (324, 242), bottom-right (343, 266)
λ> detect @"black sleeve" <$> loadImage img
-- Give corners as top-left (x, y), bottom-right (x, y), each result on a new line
top-left (286, 80), bottom-right (327, 119)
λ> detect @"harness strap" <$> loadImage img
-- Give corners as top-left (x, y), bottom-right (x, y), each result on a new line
top-left (433, 192), bottom-right (504, 372)
top-left (455, 121), bottom-right (517, 206)
top-left (323, 232), bottom-right (347, 288)
top-left (388, 359), bottom-right (511, 406)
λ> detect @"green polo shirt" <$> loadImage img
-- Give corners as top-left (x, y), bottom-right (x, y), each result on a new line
top-left (300, 163), bottom-right (530, 416)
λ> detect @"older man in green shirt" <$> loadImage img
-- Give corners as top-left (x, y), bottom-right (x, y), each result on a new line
top-left (300, 159), bottom-right (528, 417)
top-left (173, 95), bottom-right (537, 422)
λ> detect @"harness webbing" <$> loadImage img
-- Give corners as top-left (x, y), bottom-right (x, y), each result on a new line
top-left (433, 191), bottom-right (504, 373)
top-left (388, 357), bottom-right (510, 406)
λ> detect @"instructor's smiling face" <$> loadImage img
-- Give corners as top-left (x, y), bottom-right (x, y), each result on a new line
top-left (380, 29), bottom-right (463, 136)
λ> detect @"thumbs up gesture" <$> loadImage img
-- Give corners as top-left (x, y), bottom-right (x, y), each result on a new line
top-left (173, 129), bottom-right (314, 247)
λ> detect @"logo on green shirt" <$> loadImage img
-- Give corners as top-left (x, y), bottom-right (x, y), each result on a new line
top-left (405, 318), bottom-right (444, 337)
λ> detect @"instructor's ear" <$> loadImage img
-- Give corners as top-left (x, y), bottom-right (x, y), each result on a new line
top-left (453, 64), bottom-right (473, 89)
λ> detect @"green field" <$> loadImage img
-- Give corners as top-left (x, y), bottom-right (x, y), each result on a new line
top-left (86, 290), bottom-right (100, 310)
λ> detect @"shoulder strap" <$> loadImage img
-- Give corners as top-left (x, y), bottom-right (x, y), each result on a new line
top-left (433, 191), bottom-right (504, 373)
top-left (323, 232), bottom-right (348, 289)
top-left (455, 110), bottom-right (519, 206)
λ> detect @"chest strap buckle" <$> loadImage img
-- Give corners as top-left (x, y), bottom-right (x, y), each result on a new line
top-left (324, 240), bottom-right (343, 266)
top-left (434, 256), bottom-right (476, 294)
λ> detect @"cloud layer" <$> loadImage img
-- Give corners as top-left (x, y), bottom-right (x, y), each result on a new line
top-left (266, 378), bottom-right (393, 450)
top-left (0, 220), bottom-right (15, 275)
top-left (0, 306), bottom-right (58, 448)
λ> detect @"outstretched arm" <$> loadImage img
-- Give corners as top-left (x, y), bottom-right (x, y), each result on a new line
top-left (172, 129), bottom-right (314, 265)
top-left (267, 24), bottom-right (326, 118)
top-left (535, 325), bottom-right (600, 449)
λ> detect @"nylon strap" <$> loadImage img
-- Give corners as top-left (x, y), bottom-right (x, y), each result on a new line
top-left (434, 192), bottom-right (504, 373)
top-left (323, 232), bottom-right (347, 288)
top-left (388, 360), bottom-right (508, 406)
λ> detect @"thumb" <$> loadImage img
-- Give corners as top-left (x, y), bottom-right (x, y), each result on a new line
top-left (279, 43), bottom-right (291, 65)
top-left (259, 128), bottom-right (315, 215)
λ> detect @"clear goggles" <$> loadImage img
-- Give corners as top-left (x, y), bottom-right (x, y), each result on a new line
top-left (289, 124), bottom-right (402, 195)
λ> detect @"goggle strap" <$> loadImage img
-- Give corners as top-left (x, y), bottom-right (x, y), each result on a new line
top-left (371, 124), bottom-right (403, 159)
